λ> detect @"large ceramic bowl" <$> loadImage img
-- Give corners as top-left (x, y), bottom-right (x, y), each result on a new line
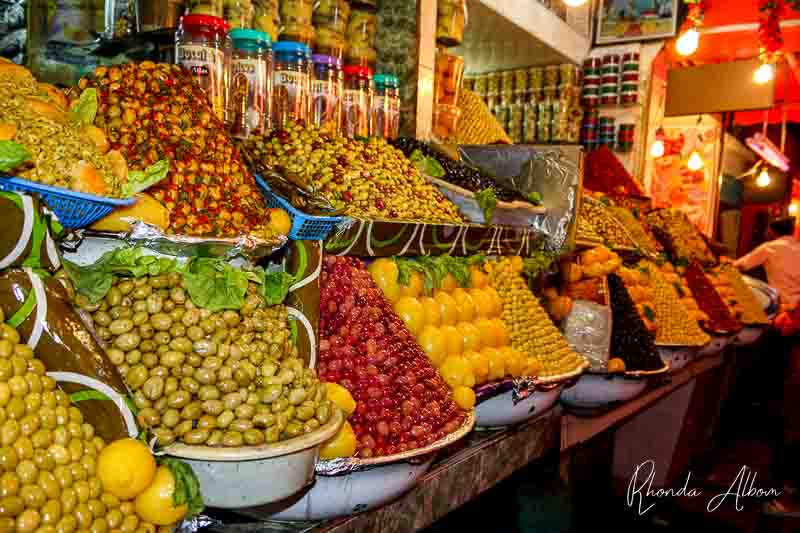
top-left (475, 385), bottom-right (563, 429)
top-left (560, 373), bottom-right (648, 409)
top-left (657, 346), bottom-right (697, 373)
top-left (696, 334), bottom-right (731, 357)
top-left (267, 411), bottom-right (474, 520)
top-left (164, 408), bottom-right (344, 509)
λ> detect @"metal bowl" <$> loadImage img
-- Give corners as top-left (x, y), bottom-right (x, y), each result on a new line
top-left (475, 384), bottom-right (563, 429)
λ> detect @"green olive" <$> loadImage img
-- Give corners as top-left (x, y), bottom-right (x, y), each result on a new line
top-left (260, 385), bottom-right (282, 404)
top-left (173, 420), bottom-right (193, 437)
top-left (182, 309), bottom-right (201, 327)
top-left (180, 377), bottom-right (199, 394)
top-left (145, 294), bottom-right (163, 315)
top-left (303, 419), bottom-right (321, 433)
top-left (206, 430), bottom-right (223, 447)
top-left (31, 428), bottom-right (52, 450)
top-left (186, 326), bottom-right (205, 341)
top-left (197, 386), bottom-right (219, 401)
top-left (113, 332), bottom-right (141, 352)
top-left (229, 419), bottom-right (253, 432)
top-left (136, 408), bottom-right (160, 428)
top-left (150, 313), bottom-right (173, 332)
top-left (124, 350), bottom-right (142, 365)
top-left (93, 312), bottom-right (112, 328)
top-left (180, 402), bottom-right (202, 420)
top-left (132, 285), bottom-right (152, 300)
top-left (164, 377), bottom-right (179, 396)
top-left (166, 390), bottom-right (190, 409)
top-left (160, 351), bottom-right (185, 368)
top-left (216, 411), bottom-right (234, 429)
top-left (153, 428), bottom-right (176, 447)
top-left (283, 421), bottom-right (303, 439)
top-left (218, 379), bottom-right (238, 394)
top-left (196, 415), bottom-right (217, 430)
top-left (138, 323), bottom-right (155, 340)
top-left (182, 429), bottom-right (209, 445)
top-left (264, 426), bottom-right (280, 443)
top-left (295, 405), bottom-right (315, 421)
top-left (201, 400), bottom-right (224, 416)
top-left (109, 319), bottom-right (134, 336)
top-left (169, 338), bottom-right (192, 354)
top-left (221, 431), bottom-right (243, 447)
top-left (161, 409), bottom-right (180, 428)
top-left (242, 428), bottom-right (264, 445)
top-left (194, 340), bottom-right (217, 356)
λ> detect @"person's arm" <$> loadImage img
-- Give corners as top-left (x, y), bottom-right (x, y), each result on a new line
top-left (734, 243), bottom-right (771, 271)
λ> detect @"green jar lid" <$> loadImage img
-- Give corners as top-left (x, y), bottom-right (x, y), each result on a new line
top-left (230, 28), bottom-right (271, 50)
top-left (373, 73), bottom-right (399, 88)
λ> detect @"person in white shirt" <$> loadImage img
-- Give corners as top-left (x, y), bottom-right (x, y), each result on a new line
top-left (736, 216), bottom-right (800, 517)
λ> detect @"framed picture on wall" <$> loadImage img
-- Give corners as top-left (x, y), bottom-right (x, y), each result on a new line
top-left (594, 0), bottom-right (680, 45)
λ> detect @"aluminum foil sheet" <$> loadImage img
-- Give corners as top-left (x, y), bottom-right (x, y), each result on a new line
top-left (459, 145), bottom-right (581, 252)
top-left (60, 220), bottom-right (287, 262)
top-left (562, 300), bottom-right (612, 371)
top-left (178, 515), bottom-right (317, 533)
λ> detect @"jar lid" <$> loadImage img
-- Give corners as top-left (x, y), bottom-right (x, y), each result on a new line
top-left (343, 64), bottom-right (373, 77)
top-left (230, 28), bottom-right (271, 48)
top-left (373, 73), bottom-right (399, 88)
top-left (273, 41), bottom-right (307, 55)
top-left (302, 44), bottom-right (313, 58)
top-left (312, 54), bottom-right (341, 67)
top-left (179, 14), bottom-right (230, 32)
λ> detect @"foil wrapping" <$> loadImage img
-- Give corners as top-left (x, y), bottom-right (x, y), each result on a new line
top-left (562, 300), bottom-right (613, 370)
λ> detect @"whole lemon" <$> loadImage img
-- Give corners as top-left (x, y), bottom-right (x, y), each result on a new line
top-left (97, 438), bottom-right (156, 500)
top-left (319, 421), bottom-right (357, 460)
top-left (267, 208), bottom-right (292, 236)
top-left (325, 383), bottom-right (356, 417)
top-left (135, 465), bottom-right (189, 526)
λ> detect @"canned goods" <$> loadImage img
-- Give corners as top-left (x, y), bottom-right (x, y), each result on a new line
top-left (582, 94), bottom-right (599, 109)
top-left (501, 70), bottom-right (515, 92)
top-left (542, 86), bottom-right (557, 99)
top-left (600, 65), bottom-right (619, 76)
top-left (620, 82), bottom-right (638, 92)
top-left (621, 61), bottom-right (640, 73)
top-left (528, 67), bottom-right (544, 90)
top-left (620, 91), bottom-right (638, 105)
top-left (560, 64), bottom-right (579, 85)
top-left (544, 65), bottom-right (560, 86)
top-left (514, 69), bottom-right (528, 92)
top-left (583, 57), bottom-right (601, 69)
top-left (583, 74), bottom-right (600, 84)
top-left (602, 54), bottom-right (620, 65)
top-left (622, 52), bottom-right (639, 64)
top-left (601, 76), bottom-right (619, 87)
top-left (487, 72), bottom-right (500, 94)
top-left (621, 71), bottom-right (639, 83)
top-left (474, 74), bottom-right (488, 95)
top-left (524, 104), bottom-right (537, 144)
top-left (600, 83), bottom-right (618, 94)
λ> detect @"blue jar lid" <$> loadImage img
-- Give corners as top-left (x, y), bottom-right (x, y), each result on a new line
top-left (273, 41), bottom-right (307, 55)
top-left (301, 44), bottom-right (312, 58)
top-left (230, 28), bottom-right (271, 50)
top-left (312, 54), bottom-right (341, 68)
top-left (374, 73), bottom-right (399, 88)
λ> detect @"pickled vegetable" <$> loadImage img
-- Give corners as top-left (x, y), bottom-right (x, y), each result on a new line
top-left (608, 274), bottom-right (663, 371)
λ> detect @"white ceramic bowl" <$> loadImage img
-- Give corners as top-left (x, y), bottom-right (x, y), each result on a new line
top-left (475, 385), bottom-right (563, 429)
top-left (268, 457), bottom-right (434, 520)
top-left (731, 326), bottom-right (766, 347)
top-left (696, 334), bottom-right (731, 357)
top-left (560, 374), bottom-right (648, 409)
top-left (657, 346), bottom-right (696, 373)
top-left (164, 409), bottom-right (344, 509)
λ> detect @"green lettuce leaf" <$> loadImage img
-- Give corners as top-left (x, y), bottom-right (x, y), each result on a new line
top-left (437, 255), bottom-right (470, 287)
top-left (416, 256), bottom-right (447, 291)
top-left (161, 458), bottom-right (205, 518)
top-left (0, 141), bottom-right (31, 173)
top-left (526, 191), bottom-right (543, 206)
top-left (261, 271), bottom-right (294, 306)
top-left (121, 159), bottom-right (170, 197)
top-left (181, 258), bottom-right (249, 312)
top-left (69, 88), bottom-right (98, 125)
top-left (475, 188), bottom-right (497, 224)
top-left (410, 149), bottom-right (445, 178)
top-left (396, 258), bottom-right (428, 288)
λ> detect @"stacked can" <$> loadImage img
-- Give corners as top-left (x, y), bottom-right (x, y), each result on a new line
top-left (617, 123), bottom-right (635, 152)
top-left (514, 68), bottom-right (528, 102)
top-left (581, 108), bottom-right (598, 150)
top-left (582, 57), bottom-right (600, 109)
top-left (501, 70), bottom-right (515, 104)
top-left (509, 102), bottom-right (524, 143)
top-left (486, 72), bottom-right (500, 109)
top-left (495, 103), bottom-right (510, 134)
top-left (551, 99), bottom-right (567, 142)
top-left (544, 65), bottom-right (559, 99)
top-left (524, 102), bottom-right (537, 143)
top-left (463, 76), bottom-right (475, 92)
top-left (599, 116), bottom-right (616, 147)
top-left (474, 74), bottom-right (488, 101)
top-left (529, 67), bottom-right (544, 101)
top-left (600, 54), bottom-right (620, 106)
top-left (538, 99), bottom-right (552, 143)
top-left (620, 52), bottom-right (640, 105)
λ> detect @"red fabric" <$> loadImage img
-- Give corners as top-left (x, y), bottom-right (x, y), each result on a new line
top-left (583, 146), bottom-right (645, 196)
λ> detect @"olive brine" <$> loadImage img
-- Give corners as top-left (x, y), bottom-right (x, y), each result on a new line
top-left (76, 273), bottom-right (333, 447)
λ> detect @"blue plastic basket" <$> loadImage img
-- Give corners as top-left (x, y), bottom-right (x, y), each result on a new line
top-left (254, 176), bottom-right (342, 240)
top-left (0, 175), bottom-right (136, 229)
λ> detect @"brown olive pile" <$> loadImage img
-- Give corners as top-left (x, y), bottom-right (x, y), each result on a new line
top-left (579, 199), bottom-right (636, 249)
top-left (0, 315), bottom-right (163, 533)
top-left (75, 274), bottom-right (332, 447)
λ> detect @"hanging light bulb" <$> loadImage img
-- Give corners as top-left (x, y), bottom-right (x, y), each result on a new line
top-left (754, 62), bottom-right (775, 85)
top-left (756, 168), bottom-right (771, 187)
top-left (687, 151), bottom-right (704, 171)
top-left (676, 28), bottom-right (700, 56)
top-left (789, 203), bottom-right (799, 216)
top-left (650, 139), bottom-right (665, 158)
top-left (563, 0), bottom-right (588, 6)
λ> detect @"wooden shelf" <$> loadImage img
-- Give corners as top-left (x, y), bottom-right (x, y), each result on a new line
top-left (455, 0), bottom-right (591, 73)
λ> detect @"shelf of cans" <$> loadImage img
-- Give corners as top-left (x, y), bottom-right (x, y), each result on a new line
top-left (462, 63), bottom-right (583, 144)
top-left (580, 52), bottom-right (640, 154)
top-left (174, 11), bottom-right (401, 139)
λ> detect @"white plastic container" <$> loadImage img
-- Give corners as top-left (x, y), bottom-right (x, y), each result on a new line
top-left (475, 385), bottom-right (562, 429)
top-left (560, 374), bottom-right (647, 409)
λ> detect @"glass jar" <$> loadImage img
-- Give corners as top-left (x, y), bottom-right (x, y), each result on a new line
top-left (175, 14), bottom-right (231, 121)
top-left (347, 8), bottom-right (377, 50)
top-left (372, 73), bottom-right (400, 139)
top-left (227, 29), bottom-right (272, 138)
top-left (224, 0), bottom-right (254, 28)
top-left (436, 0), bottom-right (466, 47)
top-left (341, 64), bottom-right (372, 138)
top-left (253, 0), bottom-right (280, 41)
top-left (314, 0), bottom-right (350, 34)
top-left (272, 41), bottom-right (310, 127)
top-left (280, 0), bottom-right (313, 25)
top-left (310, 54), bottom-right (343, 133)
top-left (189, 0), bottom-right (224, 17)
top-left (434, 51), bottom-right (464, 106)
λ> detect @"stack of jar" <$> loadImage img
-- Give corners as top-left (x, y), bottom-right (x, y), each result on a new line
top-left (600, 54), bottom-right (620, 106)
top-left (620, 52), bottom-right (640, 104)
top-left (581, 57), bottom-right (600, 109)
top-left (433, 49), bottom-right (465, 138)
top-left (313, 0), bottom-right (350, 60)
top-left (437, 0), bottom-right (466, 47)
top-left (346, 6), bottom-right (378, 70)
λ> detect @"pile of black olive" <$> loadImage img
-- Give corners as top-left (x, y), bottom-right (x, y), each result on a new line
top-left (391, 138), bottom-right (525, 202)
top-left (608, 274), bottom-right (664, 371)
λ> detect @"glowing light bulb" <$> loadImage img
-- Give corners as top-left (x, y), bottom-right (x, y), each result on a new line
top-left (650, 139), bottom-right (665, 158)
top-left (563, 0), bottom-right (588, 6)
top-left (687, 151), bottom-right (704, 171)
top-left (789, 203), bottom-right (798, 216)
top-left (676, 28), bottom-right (699, 56)
top-left (756, 169), bottom-right (771, 187)
top-left (754, 63), bottom-right (774, 85)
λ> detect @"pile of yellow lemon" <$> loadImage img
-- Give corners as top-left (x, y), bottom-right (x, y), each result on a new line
top-left (97, 439), bottom-right (189, 526)
top-left (319, 383), bottom-right (357, 460)
top-left (369, 258), bottom-right (538, 411)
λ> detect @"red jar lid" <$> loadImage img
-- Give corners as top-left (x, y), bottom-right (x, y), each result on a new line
top-left (343, 64), bottom-right (373, 78)
top-left (180, 14), bottom-right (230, 33)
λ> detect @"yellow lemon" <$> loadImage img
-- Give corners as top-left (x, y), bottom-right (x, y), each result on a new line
top-left (484, 347), bottom-right (505, 381)
top-left (440, 273), bottom-right (460, 292)
top-left (267, 208), bottom-right (293, 236)
top-left (502, 347), bottom-right (524, 378)
top-left (452, 386), bottom-right (476, 410)
top-left (439, 356), bottom-right (473, 388)
top-left (607, 358), bottom-right (626, 373)
top-left (490, 319), bottom-right (511, 348)
top-left (319, 421), bottom-right (357, 460)
top-left (97, 438), bottom-right (156, 501)
top-left (475, 318), bottom-right (499, 348)
top-left (134, 466), bottom-right (188, 525)
top-left (470, 267), bottom-right (489, 289)
top-left (469, 289), bottom-right (493, 319)
top-left (369, 258), bottom-right (401, 303)
top-left (522, 357), bottom-right (543, 378)
top-left (394, 297), bottom-right (425, 335)
top-left (441, 325), bottom-right (464, 357)
top-left (457, 322), bottom-right (482, 353)
top-left (451, 288), bottom-right (476, 322)
top-left (418, 325), bottom-right (447, 366)
top-left (434, 291), bottom-right (460, 326)
top-left (484, 287), bottom-right (504, 317)
top-left (420, 296), bottom-right (442, 328)
top-left (463, 350), bottom-right (489, 384)
top-left (399, 272), bottom-right (424, 298)
top-left (325, 383), bottom-right (356, 417)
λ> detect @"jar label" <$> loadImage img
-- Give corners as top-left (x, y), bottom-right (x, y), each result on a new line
top-left (177, 44), bottom-right (226, 120)
top-left (274, 69), bottom-right (309, 127)
top-left (228, 58), bottom-right (269, 138)
top-left (342, 88), bottom-right (369, 138)
top-left (311, 79), bottom-right (341, 131)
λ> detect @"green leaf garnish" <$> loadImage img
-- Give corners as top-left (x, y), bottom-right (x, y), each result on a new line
top-left (409, 149), bottom-right (445, 178)
top-left (160, 457), bottom-right (205, 518)
top-left (0, 141), bottom-right (31, 173)
top-left (69, 88), bottom-right (98, 125)
top-left (122, 159), bottom-right (170, 197)
top-left (526, 192), bottom-right (543, 206)
top-left (182, 258), bottom-right (250, 312)
top-left (475, 188), bottom-right (497, 224)
top-left (69, 390), bottom-right (111, 404)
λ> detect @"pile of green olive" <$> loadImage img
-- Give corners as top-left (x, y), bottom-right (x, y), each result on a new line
top-left (0, 313), bottom-right (164, 533)
top-left (74, 273), bottom-right (332, 447)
